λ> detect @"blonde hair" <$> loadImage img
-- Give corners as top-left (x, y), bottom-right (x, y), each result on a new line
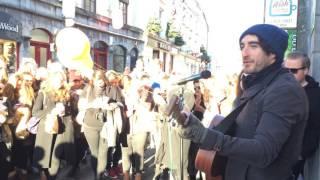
top-left (17, 72), bottom-right (35, 106)
top-left (42, 71), bottom-right (70, 102)
top-left (121, 75), bottom-right (132, 93)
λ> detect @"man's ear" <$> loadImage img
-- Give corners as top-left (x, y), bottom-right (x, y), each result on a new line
top-left (268, 53), bottom-right (276, 63)
top-left (270, 53), bottom-right (276, 60)
top-left (304, 67), bottom-right (309, 76)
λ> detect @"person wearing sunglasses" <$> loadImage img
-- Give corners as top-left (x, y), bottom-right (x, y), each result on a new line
top-left (187, 80), bottom-right (206, 180)
top-left (284, 52), bottom-right (320, 180)
top-left (284, 52), bottom-right (308, 85)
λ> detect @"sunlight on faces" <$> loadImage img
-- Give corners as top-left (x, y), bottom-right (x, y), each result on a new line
top-left (94, 78), bottom-right (105, 88)
top-left (200, 78), bottom-right (214, 97)
top-left (50, 72), bottom-right (66, 90)
top-left (93, 71), bottom-right (106, 88)
top-left (35, 67), bottom-right (48, 81)
top-left (240, 35), bottom-right (276, 74)
top-left (105, 70), bottom-right (120, 84)
top-left (22, 73), bottom-right (34, 87)
top-left (19, 58), bottom-right (37, 76)
top-left (200, 76), bottom-right (227, 111)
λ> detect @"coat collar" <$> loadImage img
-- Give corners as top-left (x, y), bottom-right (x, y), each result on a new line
top-left (240, 67), bottom-right (285, 102)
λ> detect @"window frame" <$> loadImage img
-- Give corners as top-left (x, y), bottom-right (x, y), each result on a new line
top-left (119, 1), bottom-right (128, 25)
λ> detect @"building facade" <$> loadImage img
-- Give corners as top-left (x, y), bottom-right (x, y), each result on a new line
top-left (0, 0), bottom-right (144, 73)
top-left (128, 0), bottom-right (209, 76)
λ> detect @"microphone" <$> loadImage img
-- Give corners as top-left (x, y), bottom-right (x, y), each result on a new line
top-left (175, 70), bottom-right (211, 85)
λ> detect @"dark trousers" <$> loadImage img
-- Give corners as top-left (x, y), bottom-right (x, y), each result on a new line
top-left (188, 141), bottom-right (200, 179)
top-left (107, 136), bottom-right (122, 169)
top-left (292, 159), bottom-right (305, 179)
top-left (11, 135), bottom-right (35, 170)
top-left (74, 133), bottom-right (88, 167)
top-left (0, 142), bottom-right (12, 180)
top-left (0, 159), bottom-right (9, 180)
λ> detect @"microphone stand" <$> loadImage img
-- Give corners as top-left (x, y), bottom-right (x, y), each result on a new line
top-left (167, 84), bottom-right (187, 180)
top-left (178, 86), bottom-right (185, 180)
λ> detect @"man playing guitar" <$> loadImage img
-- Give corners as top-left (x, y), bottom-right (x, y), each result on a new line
top-left (168, 24), bottom-right (309, 180)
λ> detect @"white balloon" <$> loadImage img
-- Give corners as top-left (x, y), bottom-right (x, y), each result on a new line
top-left (55, 27), bottom-right (93, 74)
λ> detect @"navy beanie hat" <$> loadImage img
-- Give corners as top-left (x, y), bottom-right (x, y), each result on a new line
top-left (239, 24), bottom-right (289, 63)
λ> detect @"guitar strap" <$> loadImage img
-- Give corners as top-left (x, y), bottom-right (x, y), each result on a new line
top-left (209, 68), bottom-right (285, 177)
top-left (214, 68), bottom-right (285, 134)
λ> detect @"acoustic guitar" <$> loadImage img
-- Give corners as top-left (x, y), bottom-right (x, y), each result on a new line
top-left (195, 114), bottom-right (224, 180)
top-left (165, 95), bottom-right (224, 180)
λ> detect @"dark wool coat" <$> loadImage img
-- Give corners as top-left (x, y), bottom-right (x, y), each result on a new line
top-left (301, 75), bottom-right (320, 159)
top-left (32, 92), bottom-right (76, 169)
top-left (200, 68), bottom-right (309, 180)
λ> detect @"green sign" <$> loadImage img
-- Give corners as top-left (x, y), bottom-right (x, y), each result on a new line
top-left (285, 29), bottom-right (297, 57)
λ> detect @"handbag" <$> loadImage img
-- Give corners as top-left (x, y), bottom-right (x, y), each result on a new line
top-left (26, 91), bottom-right (46, 134)
top-left (27, 116), bottom-right (40, 134)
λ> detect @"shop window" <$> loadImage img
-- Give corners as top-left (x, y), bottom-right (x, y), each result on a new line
top-left (112, 45), bottom-right (126, 73)
top-left (93, 41), bottom-right (108, 70)
top-left (129, 48), bottom-right (138, 71)
top-left (163, 52), bottom-right (167, 72)
top-left (29, 29), bottom-right (52, 67)
top-left (153, 50), bottom-right (159, 59)
top-left (169, 55), bottom-right (174, 73)
top-left (0, 41), bottom-right (17, 74)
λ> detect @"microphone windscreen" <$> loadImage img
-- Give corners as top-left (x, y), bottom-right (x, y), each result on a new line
top-left (200, 70), bottom-right (211, 79)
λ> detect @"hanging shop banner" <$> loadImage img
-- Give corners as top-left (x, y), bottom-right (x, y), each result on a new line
top-left (0, 11), bottom-right (22, 41)
top-left (284, 29), bottom-right (297, 57)
top-left (264, 0), bottom-right (298, 28)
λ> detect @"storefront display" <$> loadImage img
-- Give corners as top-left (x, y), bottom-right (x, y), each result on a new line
top-left (0, 11), bottom-right (22, 74)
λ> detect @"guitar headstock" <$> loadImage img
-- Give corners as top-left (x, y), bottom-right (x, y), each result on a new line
top-left (164, 86), bottom-right (195, 125)
top-left (164, 94), bottom-right (180, 117)
top-left (164, 94), bottom-right (189, 126)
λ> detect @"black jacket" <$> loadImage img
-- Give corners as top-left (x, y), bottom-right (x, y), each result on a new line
top-left (301, 75), bottom-right (320, 159)
top-left (199, 66), bottom-right (309, 180)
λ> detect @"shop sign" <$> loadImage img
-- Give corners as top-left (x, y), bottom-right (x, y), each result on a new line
top-left (0, 12), bottom-right (22, 41)
top-left (0, 22), bottom-right (19, 33)
top-left (284, 29), bottom-right (297, 57)
top-left (158, 42), bottom-right (171, 51)
top-left (264, 0), bottom-right (298, 28)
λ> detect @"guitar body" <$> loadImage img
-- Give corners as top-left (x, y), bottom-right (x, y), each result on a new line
top-left (195, 114), bottom-right (225, 180)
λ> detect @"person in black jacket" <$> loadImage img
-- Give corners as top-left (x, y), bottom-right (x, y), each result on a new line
top-left (284, 52), bottom-right (320, 179)
top-left (170, 24), bottom-right (309, 180)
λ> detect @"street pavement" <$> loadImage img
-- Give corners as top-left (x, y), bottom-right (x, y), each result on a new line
top-left (28, 148), bottom-right (156, 180)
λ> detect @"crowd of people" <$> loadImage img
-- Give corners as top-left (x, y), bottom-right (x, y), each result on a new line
top-left (0, 53), bottom-right (237, 180)
top-left (0, 23), bottom-right (320, 180)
